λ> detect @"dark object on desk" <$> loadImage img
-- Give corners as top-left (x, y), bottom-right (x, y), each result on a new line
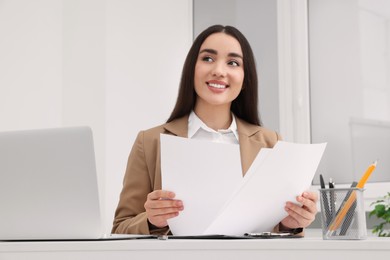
top-left (319, 174), bottom-right (332, 226)
top-left (165, 228), bottom-right (304, 240)
top-left (339, 182), bottom-right (358, 235)
top-left (328, 178), bottom-right (336, 222)
top-left (162, 231), bottom-right (303, 240)
top-left (244, 229), bottom-right (304, 239)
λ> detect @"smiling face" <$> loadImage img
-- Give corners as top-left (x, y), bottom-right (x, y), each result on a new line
top-left (194, 32), bottom-right (244, 112)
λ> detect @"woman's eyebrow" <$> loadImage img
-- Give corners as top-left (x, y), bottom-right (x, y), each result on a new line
top-left (228, 52), bottom-right (243, 59)
top-left (199, 48), bottom-right (218, 55)
top-left (199, 48), bottom-right (243, 59)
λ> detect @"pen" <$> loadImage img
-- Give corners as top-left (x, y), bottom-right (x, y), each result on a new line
top-left (319, 174), bottom-right (326, 189)
top-left (329, 178), bottom-right (335, 221)
top-left (319, 174), bottom-right (332, 226)
top-left (327, 161), bottom-right (377, 235)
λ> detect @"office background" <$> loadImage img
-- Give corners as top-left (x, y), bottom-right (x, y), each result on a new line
top-left (1, 0), bottom-right (389, 233)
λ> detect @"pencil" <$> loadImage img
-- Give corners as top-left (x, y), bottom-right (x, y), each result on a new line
top-left (326, 161), bottom-right (377, 235)
top-left (356, 161), bottom-right (377, 188)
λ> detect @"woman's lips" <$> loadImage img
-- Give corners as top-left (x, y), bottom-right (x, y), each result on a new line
top-left (208, 82), bottom-right (226, 89)
top-left (207, 80), bottom-right (229, 90)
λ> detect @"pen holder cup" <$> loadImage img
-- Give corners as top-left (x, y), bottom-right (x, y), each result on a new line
top-left (319, 188), bottom-right (367, 240)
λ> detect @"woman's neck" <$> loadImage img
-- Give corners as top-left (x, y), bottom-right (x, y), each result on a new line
top-left (194, 104), bottom-right (232, 131)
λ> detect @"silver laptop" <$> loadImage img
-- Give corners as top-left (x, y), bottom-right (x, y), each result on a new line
top-left (0, 126), bottom-right (104, 240)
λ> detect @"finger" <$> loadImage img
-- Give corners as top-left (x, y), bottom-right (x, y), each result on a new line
top-left (146, 198), bottom-right (183, 210)
top-left (147, 190), bottom-right (176, 200)
top-left (285, 203), bottom-right (315, 227)
top-left (146, 201), bottom-right (184, 214)
top-left (151, 203), bottom-right (184, 215)
top-left (147, 201), bottom-right (184, 228)
top-left (145, 201), bottom-right (183, 228)
top-left (287, 210), bottom-right (310, 228)
top-left (296, 194), bottom-right (318, 214)
top-left (285, 202), bottom-right (314, 221)
top-left (302, 191), bottom-right (318, 203)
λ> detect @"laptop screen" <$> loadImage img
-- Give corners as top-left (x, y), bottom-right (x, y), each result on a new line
top-left (0, 126), bottom-right (103, 240)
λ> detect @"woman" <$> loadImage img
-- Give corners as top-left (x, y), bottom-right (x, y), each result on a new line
top-left (112, 25), bottom-right (317, 235)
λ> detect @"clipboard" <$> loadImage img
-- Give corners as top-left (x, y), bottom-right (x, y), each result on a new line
top-left (157, 229), bottom-right (304, 240)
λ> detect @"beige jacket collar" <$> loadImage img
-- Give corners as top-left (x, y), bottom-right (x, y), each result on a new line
top-left (163, 115), bottom-right (261, 137)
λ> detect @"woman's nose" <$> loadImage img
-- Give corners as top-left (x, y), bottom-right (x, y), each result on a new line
top-left (212, 62), bottom-right (227, 77)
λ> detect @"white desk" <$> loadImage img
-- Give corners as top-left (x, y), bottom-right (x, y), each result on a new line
top-left (1, 231), bottom-right (389, 260)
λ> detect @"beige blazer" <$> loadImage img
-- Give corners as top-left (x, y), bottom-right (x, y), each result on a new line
top-left (112, 115), bottom-right (281, 235)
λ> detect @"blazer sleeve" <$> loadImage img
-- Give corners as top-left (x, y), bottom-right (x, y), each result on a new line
top-left (111, 131), bottom-right (169, 235)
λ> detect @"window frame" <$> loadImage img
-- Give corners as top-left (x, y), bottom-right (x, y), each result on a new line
top-left (277, 0), bottom-right (388, 209)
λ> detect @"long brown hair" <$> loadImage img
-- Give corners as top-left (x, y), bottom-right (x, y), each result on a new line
top-left (166, 25), bottom-right (261, 126)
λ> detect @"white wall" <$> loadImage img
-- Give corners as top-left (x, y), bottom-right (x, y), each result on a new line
top-left (104, 0), bottom-right (192, 233)
top-left (0, 0), bottom-right (193, 234)
top-left (0, 0), bottom-right (63, 130)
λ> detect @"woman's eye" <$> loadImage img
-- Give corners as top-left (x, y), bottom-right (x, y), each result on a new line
top-left (228, 60), bottom-right (240, 67)
top-left (202, 56), bottom-right (213, 62)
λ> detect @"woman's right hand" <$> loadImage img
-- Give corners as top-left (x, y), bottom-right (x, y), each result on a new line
top-left (144, 190), bottom-right (184, 228)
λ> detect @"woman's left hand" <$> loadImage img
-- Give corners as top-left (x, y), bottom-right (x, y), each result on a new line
top-left (280, 191), bottom-right (318, 229)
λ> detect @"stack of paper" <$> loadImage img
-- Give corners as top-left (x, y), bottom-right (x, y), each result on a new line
top-left (160, 134), bottom-right (326, 236)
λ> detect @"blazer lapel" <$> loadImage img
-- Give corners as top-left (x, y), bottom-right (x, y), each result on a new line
top-left (163, 116), bottom-right (189, 138)
top-left (236, 118), bottom-right (267, 176)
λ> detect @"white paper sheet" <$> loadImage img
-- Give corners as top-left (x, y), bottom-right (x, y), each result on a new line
top-left (205, 141), bottom-right (327, 235)
top-left (160, 135), bottom-right (326, 236)
top-left (160, 134), bottom-right (243, 235)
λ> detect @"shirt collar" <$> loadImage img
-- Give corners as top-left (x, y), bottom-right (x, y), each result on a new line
top-left (188, 111), bottom-right (239, 140)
